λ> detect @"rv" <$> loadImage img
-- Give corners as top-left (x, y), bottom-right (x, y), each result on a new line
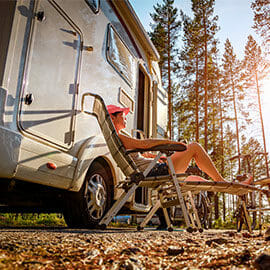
top-left (0, 0), bottom-right (168, 227)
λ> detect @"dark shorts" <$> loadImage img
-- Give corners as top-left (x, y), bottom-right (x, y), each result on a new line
top-left (147, 163), bottom-right (169, 177)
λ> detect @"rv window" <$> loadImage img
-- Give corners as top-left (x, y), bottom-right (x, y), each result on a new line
top-left (85, 0), bottom-right (100, 13)
top-left (107, 25), bottom-right (136, 87)
top-left (157, 124), bottom-right (166, 138)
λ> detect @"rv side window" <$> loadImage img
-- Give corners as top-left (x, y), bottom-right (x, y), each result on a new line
top-left (107, 25), bottom-right (136, 87)
top-left (85, 0), bottom-right (100, 13)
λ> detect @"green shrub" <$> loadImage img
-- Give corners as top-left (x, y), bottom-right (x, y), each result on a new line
top-left (0, 213), bottom-right (66, 227)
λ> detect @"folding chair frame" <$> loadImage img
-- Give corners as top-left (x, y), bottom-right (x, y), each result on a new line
top-left (99, 151), bottom-right (195, 232)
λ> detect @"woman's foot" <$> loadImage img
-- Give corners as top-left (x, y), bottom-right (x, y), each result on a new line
top-left (240, 174), bottom-right (253, 185)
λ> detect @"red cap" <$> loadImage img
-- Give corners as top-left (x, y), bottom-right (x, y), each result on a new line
top-left (107, 105), bottom-right (130, 115)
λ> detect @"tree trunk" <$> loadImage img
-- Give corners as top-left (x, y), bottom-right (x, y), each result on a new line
top-left (195, 52), bottom-right (199, 142)
top-left (203, 12), bottom-right (208, 152)
top-left (255, 71), bottom-right (269, 178)
top-left (231, 78), bottom-right (241, 174)
top-left (214, 194), bottom-right (219, 220)
top-left (211, 93), bottom-right (219, 220)
top-left (218, 84), bottom-right (226, 221)
top-left (167, 22), bottom-right (172, 139)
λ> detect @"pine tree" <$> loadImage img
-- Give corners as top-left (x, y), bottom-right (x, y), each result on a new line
top-left (149, 23), bottom-right (166, 79)
top-left (149, 0), bottom-right (181, 139)
top-left (242, 35), bottom-right (269, 178)
top-left (179, 1), bottom-right (220, 225)
top-left (216, 65), bottom-right (226, 222)
top-left (177, 12), bottom-right (203, 143)
top-left (191, 0), bottom-right (219, 152)
top-left (241, 135), bottom-right (267, 179)
top-left (207, 57), bottom-right (224, 220)
top-left (251, 0), bottom-right (270, 51)
top-left (221, 39), bottom-right (244, 173)
top-left (178, 1), bottom-right (219, 148)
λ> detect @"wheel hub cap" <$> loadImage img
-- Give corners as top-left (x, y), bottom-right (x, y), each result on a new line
top-left (86, 174), bottom-right (107, 220)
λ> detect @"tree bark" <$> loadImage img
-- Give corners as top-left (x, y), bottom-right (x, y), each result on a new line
top-left (203, 10), bottom-right (208, 152)
top-left (167, 20), bottom-right (172, 139)
top-left (195, 52), bottom-right (199, 142)
top-left (218, 83), bottom-right (226, 221)
top-left (231, 77), bottom-right (241, 174)
top-left (255, 71), bottom-right (269, 178)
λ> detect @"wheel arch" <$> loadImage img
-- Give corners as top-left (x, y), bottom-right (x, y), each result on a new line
top-left (69, 135), bottom-right (117, 192)
top-left (69, 153), bottom-right (117, 194)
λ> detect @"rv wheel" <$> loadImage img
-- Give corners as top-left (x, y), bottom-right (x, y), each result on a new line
top-left (64, 162), bottom-right (112, 228)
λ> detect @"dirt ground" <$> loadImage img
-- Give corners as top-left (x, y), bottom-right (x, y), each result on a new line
top-left (0, 227), bottom-right (269, 269)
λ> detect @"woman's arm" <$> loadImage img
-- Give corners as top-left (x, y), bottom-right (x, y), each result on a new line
top-left (118, 134), bottom-right (186, 150)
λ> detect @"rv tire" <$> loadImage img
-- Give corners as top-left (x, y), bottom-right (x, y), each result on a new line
top-left (64, 161), bottom-right (112, 228)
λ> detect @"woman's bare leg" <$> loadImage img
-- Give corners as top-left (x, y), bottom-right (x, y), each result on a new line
top-left (170, 142), bottom-right (226, 182)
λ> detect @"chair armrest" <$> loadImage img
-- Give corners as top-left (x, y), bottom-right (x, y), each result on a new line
top-left (254, 177), bottom-right (270, 187)
top-left (126, 143), bottom-right (187, 154)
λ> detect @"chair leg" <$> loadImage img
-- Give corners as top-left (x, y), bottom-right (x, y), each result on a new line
top-left (185, 199), bottom-right (196, 228)
top-left (162, 207), bottom-right (173, 231)
top-left (99, 183), bottom-right (138, 228)
top-left (188, 191), bottom-right (203, 232)
top-left (241, 197), bottom-right (252, 233)
top-left (259, 191), bottom-right (262, 232)
top-left (138, 200), bottom-right (161, 231)
top-left (167, 157), bottom-right (192, 231)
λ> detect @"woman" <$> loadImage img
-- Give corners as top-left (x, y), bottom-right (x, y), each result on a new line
top-left (107, 104), bottom-right (253, 185)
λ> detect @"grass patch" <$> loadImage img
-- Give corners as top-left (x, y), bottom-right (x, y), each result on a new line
top-left (0, 213), bottom-right (67, 227)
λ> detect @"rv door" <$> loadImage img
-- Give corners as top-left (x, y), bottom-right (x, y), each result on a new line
top-left (137, 66), bottom-right (151, 138)
top-left (19, 0), bottom-right (81, 149)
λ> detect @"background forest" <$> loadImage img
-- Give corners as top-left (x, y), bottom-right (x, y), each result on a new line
top-left (148, 0), bottom-right (270, 225)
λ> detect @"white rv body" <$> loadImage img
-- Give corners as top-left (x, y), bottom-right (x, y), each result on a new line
top-left (0, 0), bottom-right (168, 225)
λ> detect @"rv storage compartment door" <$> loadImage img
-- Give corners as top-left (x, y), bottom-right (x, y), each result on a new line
top-left (19, 0), bottom-right (81, 149)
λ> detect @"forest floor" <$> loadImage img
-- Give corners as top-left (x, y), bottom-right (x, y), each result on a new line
top-left (0, 227), bottom-right (269, 269)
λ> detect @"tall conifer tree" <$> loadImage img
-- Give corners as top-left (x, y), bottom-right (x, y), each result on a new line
top-left (179, 1), bottom-right (219, 225)
top-left (149, 0), bottom-right (181, 139)
top-left (191, 0), bottom-right (219, 152)
top-left (178, 11), bottom-right (204, 143)
top-left (221, 39), bottom-right (242, 173)
top-left (251, 0), bottom-right (270, 51)
top-left (242, 35), bottom-right (269, 178)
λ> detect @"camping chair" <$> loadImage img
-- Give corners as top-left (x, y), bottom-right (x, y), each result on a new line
top-left (138, 179), bottom-right (270, 233)
top-left (82, 93), bottom-right (196, 232)
top-left (82, 93), bottom-right (270, 233)
top-left (227, 154), bottom-right (270, 232)
top-left (139, 153), bottom-right (270, 233)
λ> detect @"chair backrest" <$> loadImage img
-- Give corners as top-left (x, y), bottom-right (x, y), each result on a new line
top-left (90, 93), bottom-right (140, 177)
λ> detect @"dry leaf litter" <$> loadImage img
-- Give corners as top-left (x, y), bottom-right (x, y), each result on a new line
top-left (0, 228), bottom-right (269, 269)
